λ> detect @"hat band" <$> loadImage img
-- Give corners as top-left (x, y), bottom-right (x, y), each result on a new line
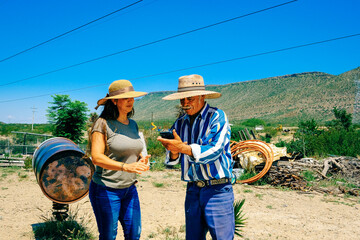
top-left (178, 86), bottom-right (205, 92)
top-left (109, 86), bottom-right (134, 96)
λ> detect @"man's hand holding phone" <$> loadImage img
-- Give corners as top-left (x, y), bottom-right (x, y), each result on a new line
top-left (159, 130), bottom-right (174, 139)
top-left (157, 129), bottom-right (192, 157)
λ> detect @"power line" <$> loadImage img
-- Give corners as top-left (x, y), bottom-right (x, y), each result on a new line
top-left (0, 33), bottom-right (358, 104)
top-left (133, 33), bottom-right (360, 80)
top-left (0, 0), bottom-right (298, 87)
top-left (0, 0), bottom-right (144, 63)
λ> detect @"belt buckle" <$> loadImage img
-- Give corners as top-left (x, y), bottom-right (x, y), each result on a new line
top-left (196, 180), bottom-right (206, 188)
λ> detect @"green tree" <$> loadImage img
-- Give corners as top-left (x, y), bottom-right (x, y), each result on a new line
top-left (327, 107), bottom-right (353, 131)
top-left (289, 119), bottom-right (320, 157)
top-left (47, 95), bottom-right (89, 144)
top-left (296, 119), bottom-right (319, 136)
top-left (87, 112), bottom-right (99, 129)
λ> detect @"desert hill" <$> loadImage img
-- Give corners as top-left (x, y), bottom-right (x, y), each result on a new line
top-left (134, 67), bottom-right (360, 124)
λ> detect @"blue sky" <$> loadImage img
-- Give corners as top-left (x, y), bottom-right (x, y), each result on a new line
top-left (0, 0), bottom-right (359, 124)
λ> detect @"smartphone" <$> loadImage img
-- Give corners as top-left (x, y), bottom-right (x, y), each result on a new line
top-left (160, 131), bottom-right (174, 139)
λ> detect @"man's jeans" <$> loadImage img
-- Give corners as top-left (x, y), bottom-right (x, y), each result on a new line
top-left (89, 181), bottom-right (141, 240)
top-left (185, 182), bottom-right (235, 240)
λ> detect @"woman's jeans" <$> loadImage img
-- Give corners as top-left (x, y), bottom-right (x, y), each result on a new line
top-left (89, 181), bottom-right (141, 240)
top-left (185, 182), bottom-right (235, 240)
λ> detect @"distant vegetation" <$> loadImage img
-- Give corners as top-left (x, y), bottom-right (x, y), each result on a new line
top-left (276, 107), bottom-right (360, 158)
top-left (0, 122), bottom-right (52, 136)
top-left (1, 108), bottom-right (359, 160)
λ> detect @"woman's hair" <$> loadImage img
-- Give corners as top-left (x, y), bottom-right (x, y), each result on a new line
top-left (86, 99), bottom-right (135, 157)
top-left (99, 99), bottom-right (134, 120)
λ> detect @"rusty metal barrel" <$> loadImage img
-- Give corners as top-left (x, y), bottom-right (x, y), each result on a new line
top-left (32, 137), bottom-right (94, 204)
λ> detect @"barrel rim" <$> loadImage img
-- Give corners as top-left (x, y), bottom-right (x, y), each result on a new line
top-left (39, 151), bottom-right (94, 204)
top-left (33, 137), bottom-right (79, 159)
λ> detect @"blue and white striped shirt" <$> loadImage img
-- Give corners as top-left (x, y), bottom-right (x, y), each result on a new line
top-left (165, 103), bottom-right (233, 181)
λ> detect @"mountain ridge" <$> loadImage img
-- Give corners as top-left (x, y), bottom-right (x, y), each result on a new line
top-left (134, 67), bottom-right (360, 124)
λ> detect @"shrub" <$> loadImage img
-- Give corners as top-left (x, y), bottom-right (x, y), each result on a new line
top-left (302, 170), bottom-right (316, 182)
top-left (287, 112), bottom-right (360, 157)
top-left (146, 135), bottom-right (166, 158)
top-left (230, 125), bottom-right (245, 141)
top-left (241, 118), bottom-right (265, 127)
top-left (33, 207), bottom-right (94, 240)
top-left (24, 156), bottom-right (32, 169)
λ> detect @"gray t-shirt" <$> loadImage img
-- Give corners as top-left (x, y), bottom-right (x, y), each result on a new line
top-left (91, 118), bottom-right (144, 189)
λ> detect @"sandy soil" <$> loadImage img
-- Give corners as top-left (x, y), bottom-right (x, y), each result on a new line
top-left (0, 168), bottom-right (359, 240)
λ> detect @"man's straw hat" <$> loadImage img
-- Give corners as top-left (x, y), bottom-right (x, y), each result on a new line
top-left (162, 74), bottom-right (221, 100)
top-left (95, 80), bottom-right (147, 109)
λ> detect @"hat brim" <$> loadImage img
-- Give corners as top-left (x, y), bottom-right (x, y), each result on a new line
top-left (96, 91), bottom-right (147, 109)
top-left (162, 90), bottom-right (221, 100)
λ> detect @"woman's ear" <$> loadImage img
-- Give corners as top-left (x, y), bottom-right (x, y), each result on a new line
top-left (111, 99), bottom-right (117, 105)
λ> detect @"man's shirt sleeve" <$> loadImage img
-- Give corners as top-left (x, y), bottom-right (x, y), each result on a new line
top-left (190, 110), bottom-right (230, 164)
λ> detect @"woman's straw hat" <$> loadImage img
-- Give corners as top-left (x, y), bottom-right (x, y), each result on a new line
top-left (162, 74), bottom-right (221, 100)
top-left (95, 80), bottom-right (147, 109)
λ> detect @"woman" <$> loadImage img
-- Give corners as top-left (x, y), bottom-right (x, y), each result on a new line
top-left (88, 79), bottom-right (150, 240)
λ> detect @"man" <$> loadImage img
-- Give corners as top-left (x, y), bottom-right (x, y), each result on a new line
top-left (157, 74), bottom-right (235, 240)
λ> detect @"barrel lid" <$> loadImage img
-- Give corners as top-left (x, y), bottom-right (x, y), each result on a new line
top-left (33, 137), bottom-right (94, 204)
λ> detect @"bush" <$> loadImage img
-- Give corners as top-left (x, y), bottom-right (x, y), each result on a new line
top-left (230, 125), bottom-right (245, 141)
top-left (241, 118), bottom-right (265, 127)
top-left (315, 129), bottom-right (360, 157)
top-left (301, 170), bottom-right (316, 182)
top-left (33, 207), bottom-right (94, 240)
top-left (275, 140), bottom-right (286, 148)
top-left (146, 134), bottom-right (166, 158)
top-left (260, 133), bottom-right (272, 143)
top-left (286, 110), bottom-right (360, 157)
top-left (24, 156), bottom-right (32, 169)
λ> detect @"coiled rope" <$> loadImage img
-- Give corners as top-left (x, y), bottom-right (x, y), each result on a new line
top-left (230, 140), bottom-right (274, 184)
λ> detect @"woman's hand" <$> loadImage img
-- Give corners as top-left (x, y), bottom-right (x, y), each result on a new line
top-left (123, 157), bottom-right (150, 174)
top-left (138, 154), bottom-right (151, 165)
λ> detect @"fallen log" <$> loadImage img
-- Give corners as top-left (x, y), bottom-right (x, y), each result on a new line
top-left (322, 158), bottom-right (345, 176)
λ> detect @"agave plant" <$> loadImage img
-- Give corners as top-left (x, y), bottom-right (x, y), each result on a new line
top-left (234, 199), bottom-right (246, 237)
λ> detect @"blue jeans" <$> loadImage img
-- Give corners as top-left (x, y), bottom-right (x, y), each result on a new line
top-left (89, 181), bottom-right (141, 240)
top-left (185, 182), bottom-right (235, 240)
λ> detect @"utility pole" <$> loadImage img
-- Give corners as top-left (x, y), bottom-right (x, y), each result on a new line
top-left (31, 106), bottom-right (37, 131)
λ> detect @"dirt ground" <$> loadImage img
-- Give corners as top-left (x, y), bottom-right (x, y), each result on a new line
top-left (0, 168), bottom-right (359, 240)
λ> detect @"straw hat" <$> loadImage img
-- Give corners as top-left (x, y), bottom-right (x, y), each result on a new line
top-left (162, 74), bottom-right (221, 100)
top-left (95, 80), bottom-right (147, 109)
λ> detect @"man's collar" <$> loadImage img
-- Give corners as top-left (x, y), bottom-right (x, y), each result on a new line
top-left (199, 102), bottom-right (209, 119)
top-left (184, 102), bottom-right (209, 121)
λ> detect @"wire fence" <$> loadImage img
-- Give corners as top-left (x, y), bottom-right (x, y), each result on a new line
top-left (0, 143), bottom-right (87, 158)
top-left (0, 144), bottom-right (37, 157)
